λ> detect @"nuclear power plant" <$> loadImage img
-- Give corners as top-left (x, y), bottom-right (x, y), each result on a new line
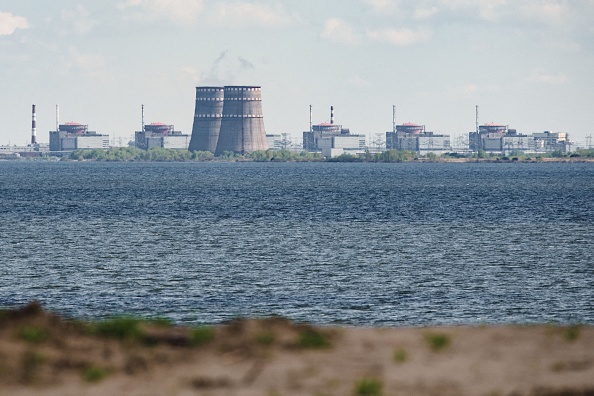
top-left (189, 86), bottom-right (268, 155)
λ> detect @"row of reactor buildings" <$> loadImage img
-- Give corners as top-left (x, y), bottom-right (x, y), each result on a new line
top-left (4, 87), bottom-right (574, 158)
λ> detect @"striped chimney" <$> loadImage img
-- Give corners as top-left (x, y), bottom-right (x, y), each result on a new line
top-left (330, 106), bottom-right (334, 125)
top-left (31, 104), bottom-right (37, 144)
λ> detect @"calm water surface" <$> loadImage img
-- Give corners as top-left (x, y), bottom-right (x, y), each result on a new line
top-left (1, 161), bottom-right (593, 326)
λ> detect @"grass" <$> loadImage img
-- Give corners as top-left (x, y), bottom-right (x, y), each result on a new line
top-left (297, 328), bottom-right (330, 349)
top-left (565, 325), bottom-right (580, 341)
top-left (18, 326), bottom-right (49, 343)
top-left (393, 348), bottom-right (408, 363)
top-left (191, 326), bottom-right (215, 346)
top-left (91, 317), bottom-right (144, 340)
top-left (20, 351), bottom-right (45, 384)
top-left (354, 378), bottom-right (383, 396)
top-left (83, 366), bottom-right (110, 382)
top-left (256, 331), bottom-right (275, 346)
top-left (424, 332), bottom-right (451, 352)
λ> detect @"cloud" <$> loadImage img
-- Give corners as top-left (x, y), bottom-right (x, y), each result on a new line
top-left (61, 47), bottom-right (107, 80)
top-left (520, 2), bottom-right (567, 25)
top-left (367, 27), bottom-right (430, 46)
top-left (61, 4), bottom-right (97, 35)
top-left (346, 75), bottom-right (372, 89)
top-left (118, 0), bottom-right (204, 25)
top-left (527, 68), bottom-right (568, 84)
top-left (210, 2), bottom-right (298, 28)
top-left (414, 6), bottom-right (439, 19)
top-left (0, 11), bottom-right (29, 35)
top-left (362, 0), bottom-right (399, 14)
top-left (320, 18), bottom-right (360, 45)
top-left (477, 0), bottom-right (507, 21)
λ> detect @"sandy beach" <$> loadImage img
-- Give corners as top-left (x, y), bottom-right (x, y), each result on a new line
top-left (1, 302), bottom-right (593, 396)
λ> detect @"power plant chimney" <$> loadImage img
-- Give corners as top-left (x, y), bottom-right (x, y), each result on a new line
top-left (330, 106), bottom-right (334, 125)
top-left (392, 105), bottom-right (396, 133)
top-left (56, 104), bottom-right (60, 132)
top-left (31, 104), bottom-right (37, 144)
top-left (141, 104), bottom-right (145, 132)
top-left (475, 104), bottom-right (479, 134)
top-left (309, 105), bottom-right (313, 133)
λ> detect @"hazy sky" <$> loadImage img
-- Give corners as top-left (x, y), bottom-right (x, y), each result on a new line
top-left (1, 0), bottom-right (593, 146)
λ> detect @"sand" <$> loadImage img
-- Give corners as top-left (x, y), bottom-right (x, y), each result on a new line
top-left (0, 302), bottom-right (592, 396)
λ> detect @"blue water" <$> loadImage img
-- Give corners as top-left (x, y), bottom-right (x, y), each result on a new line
top-left (1, 161), bottom-right (593, 326)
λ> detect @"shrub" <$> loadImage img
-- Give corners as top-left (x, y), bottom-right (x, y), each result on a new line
top-left (425, 332), bottom-right (450, 352)
top-left (191, 326), bottom-right (215, 346)
top-left (83, 366), bottom-right (109, 382)
top-left (565, 325), bottom-right (580, 341)
top-left (92, 317), bottom-right (143, 340)
top-left (297, 328), bottom-right (330, 349)
top-left (354, 378), bottom-right (383, 396)
top-left (18, 326), bottom-right (49, 343)
top-left (393, 348), bottom-right (408, 363)
top-left (256, 331), bottom-right (275, 346)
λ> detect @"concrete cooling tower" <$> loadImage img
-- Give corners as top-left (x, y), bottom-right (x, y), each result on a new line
top-left (215, 86), bottom-right (268, 155)
top-left (188, 87), bottom-right (224, 153)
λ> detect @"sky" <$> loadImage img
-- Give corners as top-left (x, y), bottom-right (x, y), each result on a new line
top-left (1, 0), bottom-right (593, 147)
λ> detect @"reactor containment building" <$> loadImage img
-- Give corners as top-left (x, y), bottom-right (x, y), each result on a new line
top-left (189, 86), bottom-right (268, 155)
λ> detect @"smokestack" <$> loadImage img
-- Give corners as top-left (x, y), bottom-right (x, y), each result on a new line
top-left (142, 104), bottom-right (145, 132)
top-left (31, 104), bottom-right (37, 144)
top-left (392, 105), bottom-right (396, 133)
top-left (56, 104), bottom-right (60, 132)
top-left (330, 106), bottom-right (334, 125)
top-left (475, 104), bottom-right (479, 133)
top-left (309, 105), bottom-right (312, 133)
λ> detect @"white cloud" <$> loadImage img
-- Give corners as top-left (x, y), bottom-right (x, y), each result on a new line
top-left (362, 0), bottom-right (399, 14)
top-left (414, 6), bottom-right (439, 19)
top-left (367, 27), bottom-right (430, 46)
top-left (211, 2), bottom-right (297, 28)
top-left (61, 5), bottom-right (97, 35)
top-left (528, 68), bottom-right (567, 84)
top-left (346, 75), bottom-right (372, 89)
top-left (521, 2), bottom-right (567, 25)
top-left (320, 18), bottom-right (360, 45)
top-left (478, 0), bottom-right (507, 21)
top-left (61, 47), bottom-right (107, 80)
top-left (0, 11), bottom-right (29, 35)
top-left (118, 0), bottom-right (204, 25)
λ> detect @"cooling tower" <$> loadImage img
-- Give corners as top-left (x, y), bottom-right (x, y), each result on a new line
top-left (188, 86), bottom-right (224, 153)
top-left (215, 86), bottom-right (268, 155)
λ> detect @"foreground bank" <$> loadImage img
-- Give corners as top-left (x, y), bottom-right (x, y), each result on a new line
top-left (1, 303), bottom-right (593, 396)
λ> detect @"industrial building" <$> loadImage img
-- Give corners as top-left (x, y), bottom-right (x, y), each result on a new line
top-left (266, 134), bottom-right (282, 150)
top-left (469, 124), bottom-right (572, 153)
top-left (303, 106), bottom-right (366, 157)
top-left (189, 86), bottom-right (269, 155)
top-left (386, 122), bottom-right (451, 155)
top-left (135, 122), bottom-right (189, 150)
top-left (49, 122), bottom-right (109, 152)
